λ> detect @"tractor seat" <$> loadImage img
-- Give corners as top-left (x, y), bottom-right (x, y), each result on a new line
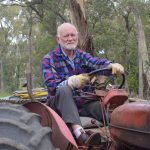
top-left (80, 116), bottom-right (103, 129)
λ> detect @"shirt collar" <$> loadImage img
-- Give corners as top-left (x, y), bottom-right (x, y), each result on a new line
top-left (53, 44), bottom-right (63, 56)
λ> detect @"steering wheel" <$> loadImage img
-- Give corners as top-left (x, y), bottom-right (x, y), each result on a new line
top-left (88, 67), bottom-right (125, 90)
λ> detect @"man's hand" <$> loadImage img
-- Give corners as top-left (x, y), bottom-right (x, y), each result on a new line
top-left (109, 63), bottom-right (124, 75)
top-left (68, 74), bottom-right (90, 89)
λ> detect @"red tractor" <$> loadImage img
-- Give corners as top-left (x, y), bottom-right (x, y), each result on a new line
top-left (0, 68), bottom-right (149, 150)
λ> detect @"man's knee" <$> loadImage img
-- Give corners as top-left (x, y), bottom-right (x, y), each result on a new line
top-left (56, 85), bottom-right (72, 95)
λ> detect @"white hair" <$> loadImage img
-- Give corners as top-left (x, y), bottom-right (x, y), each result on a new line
top-left (57, 22), bottom-right (78, 37)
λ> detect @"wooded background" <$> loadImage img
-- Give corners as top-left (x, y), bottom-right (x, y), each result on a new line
top-left (0, 0), bottom-right (150, 99)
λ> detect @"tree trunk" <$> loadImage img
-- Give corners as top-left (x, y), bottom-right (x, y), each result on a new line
top-left (69, 0), bottom-right (94, 54)
top-left (138, 54), bottom-right (143, 98)
top-left (133, 4), bottom-right (150, 99)
top-left (0, 60), bottom-right (4, 93)
top-left (28, 8), bottom-right (33, 90)
top-left (26, 8), bottom-right (35, 101)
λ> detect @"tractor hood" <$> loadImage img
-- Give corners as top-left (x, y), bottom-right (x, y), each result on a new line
top-left (110, 101), bottom-right (150, 149)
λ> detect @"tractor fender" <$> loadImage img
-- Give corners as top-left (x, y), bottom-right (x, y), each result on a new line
top-left (24, 101), bottom-right (78, 150)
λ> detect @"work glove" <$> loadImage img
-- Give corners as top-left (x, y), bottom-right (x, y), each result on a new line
top-left (68, 74), bottom-right (90, 89)
top-left (109, 63), bottom-right (124, 75)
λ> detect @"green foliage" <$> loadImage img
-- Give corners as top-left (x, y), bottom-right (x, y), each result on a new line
top-left (2, 43), bottom-right (28, 92)
top-left (0, 0), bottom-right (150, 97)
top-left (36, 34), bottom-right (56, 61)
top-left (0, 93), bottom-right (10, 98)
top-left (86, 0), bottom-right (141, 95)
top-left (33, 35), bottom-right (56, 87)
top-left (126, 67), bottom-right (138, 94)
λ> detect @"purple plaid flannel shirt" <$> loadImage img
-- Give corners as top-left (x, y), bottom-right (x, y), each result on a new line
top-left (42, 45), bottom-right (111, 107)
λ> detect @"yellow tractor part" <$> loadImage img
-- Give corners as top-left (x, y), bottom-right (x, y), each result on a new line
top-left (13, 88), bottom-right (48, 99)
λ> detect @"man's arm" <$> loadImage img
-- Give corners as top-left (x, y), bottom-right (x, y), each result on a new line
top-left (79, 50), bottom-right (124, 75)
top-left (42, 55), bottom-right (62, 89)
top-left (80, 50), bottom-right (111, 72)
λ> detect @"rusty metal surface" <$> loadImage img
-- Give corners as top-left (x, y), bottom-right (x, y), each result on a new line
top-left (95, 90), bottom-right (108, 97)
top-left (110, 102), bottom-right (150, 149)
top-left (24, 101), bottom-right (78, 150)
top-left (102, 89), bottom-right (128, 106)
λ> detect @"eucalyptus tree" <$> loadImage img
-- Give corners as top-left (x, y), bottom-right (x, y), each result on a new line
top-left (69, 0), bottom-right (94, 54)
top-left (0, 1), bottom-right (42, 92)
top-left (0, 5), bottom-right (22, 93)
top-left (85, 0), bottom-right (118, 57)
top-left (132, 1), bottom-right (150, 99)
top-left (110, 0), bottom-right (138, 96)
top-left (114, 0), bottom-right (150, 99)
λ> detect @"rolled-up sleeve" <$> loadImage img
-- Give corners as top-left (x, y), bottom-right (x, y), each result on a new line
top-left (80, 51), bottom-right (111, 71)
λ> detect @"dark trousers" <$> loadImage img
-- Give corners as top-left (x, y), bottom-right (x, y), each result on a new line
top-left (47, 86), bottom-right (103, 126)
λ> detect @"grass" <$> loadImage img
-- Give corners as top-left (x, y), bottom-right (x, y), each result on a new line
top-left (0, 93), bottom-right (10, 98)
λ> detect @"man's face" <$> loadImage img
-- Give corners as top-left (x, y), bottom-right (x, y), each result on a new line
top-left (57, 25), bottom-right (78, 50)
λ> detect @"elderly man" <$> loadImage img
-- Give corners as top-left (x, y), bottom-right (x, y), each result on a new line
top-left (42, 22), bottom-right (124, 146)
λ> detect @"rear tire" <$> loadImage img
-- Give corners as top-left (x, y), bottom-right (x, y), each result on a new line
top-left (0, 103), bottom-right (58, 150)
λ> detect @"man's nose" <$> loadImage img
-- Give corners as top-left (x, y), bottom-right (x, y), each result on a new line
top-left (68, 35), bottom-right (73, 40)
